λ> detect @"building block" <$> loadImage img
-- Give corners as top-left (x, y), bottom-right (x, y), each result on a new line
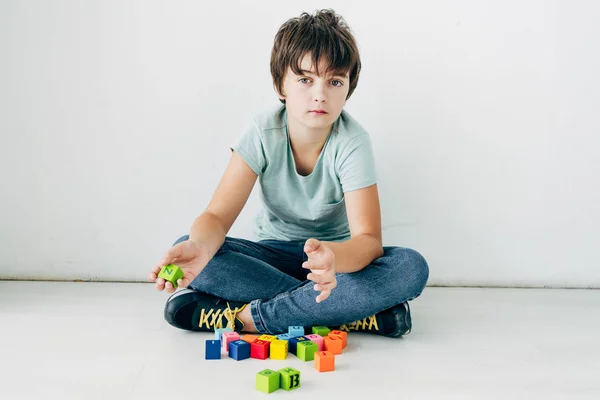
top-left (241, 334), bottom-right (258, 344)
top-left (257, 334), bottom-right (276, 342)
top-left (297, 340), bottom-right (319, 361)
top-left (250, 339), bottom-right (270, 360)
top-left (214, 327), bottom-right (232, 341)
top-left (314, 351), bottom-right (335, 372)
top-left (305, 334), bottom-right (324, 351)
top-left (278, 367), bottom-right (301, 391)
top-left (229, 340), bottom-right (250, 361)
top-left (288, 336), bottom-right (309, 356)
top-left (328, 330), bottom-right (348, 349)
top-left (256, 369), bottom-right (280, 394)
top-left (222, 332), bottom-right (240, 352)
top-left (324, 336), bottom-right (343, 355)
top-left (288, 326), bottom-right (305, 337)
top-left (276, 333), bottom-right (293, 341)
top-left (205, 340), bottom-right (221, 360)
top-left (158, 264), bottom-right (184, 288)
top-left (312, 326), bottom-right (331, 336)
top-left (270, 340), bottom-right (288, 360)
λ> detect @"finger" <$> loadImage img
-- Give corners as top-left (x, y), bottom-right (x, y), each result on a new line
top-left (314, 280), bottom-right (336, 292)
top-left (304, 238), bottom-right (321, 254)
top-left (164, 281), bottom-right (175, 293)
top-left (155, 278), bottom-right (166, 291)
top-left (161, 245), bottom-right (183, 266)
top-left (316, 290), bottom-right (331, 303)
top-left (177, 277), bottom-right (186, 288)
top-left (307, 273), bottom-right (329, 284)
top-left (302, 260), bottom-right (329, 272)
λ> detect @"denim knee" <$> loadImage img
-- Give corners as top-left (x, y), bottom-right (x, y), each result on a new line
top-left (385, 247), bottom-right (430, 302)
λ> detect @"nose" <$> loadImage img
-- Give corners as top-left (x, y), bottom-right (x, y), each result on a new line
top-left (312, 81), bottom-right (327, 103)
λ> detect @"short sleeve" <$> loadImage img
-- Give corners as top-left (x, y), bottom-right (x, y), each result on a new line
top-left (229, 120), bottom-right (267, 176)
top-left (336, 133), bottom-right (377, 192)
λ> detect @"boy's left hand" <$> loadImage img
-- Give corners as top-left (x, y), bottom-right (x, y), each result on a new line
top-left (303, 238), bottom-right (337, 303)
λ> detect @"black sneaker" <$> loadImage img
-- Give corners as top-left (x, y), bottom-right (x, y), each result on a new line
top-left (337, 302), bottom-right (412, 338)
top-left (164, 289), bottom-right (247, 332)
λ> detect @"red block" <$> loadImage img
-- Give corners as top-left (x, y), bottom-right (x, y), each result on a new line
top-left (250, 339), bottom-right (270, 360)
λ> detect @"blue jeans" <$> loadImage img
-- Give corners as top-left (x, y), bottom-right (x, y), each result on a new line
top-left (173, 235), bottom-right (429, 336)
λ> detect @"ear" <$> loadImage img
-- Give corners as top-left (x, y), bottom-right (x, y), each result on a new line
top-left (273, 82), bottom-right (286, 101)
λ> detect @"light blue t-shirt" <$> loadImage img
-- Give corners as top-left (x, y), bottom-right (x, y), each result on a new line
top-left (230, 105), bottom-right (377, 242)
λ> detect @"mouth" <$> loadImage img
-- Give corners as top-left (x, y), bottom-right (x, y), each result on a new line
top-left (309, 110), bottom-right (328, 115)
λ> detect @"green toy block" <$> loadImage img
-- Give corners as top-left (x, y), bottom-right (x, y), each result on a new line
top-left (158, 264), bottom-right (184, 288)
top-left (279, 367), bottom-right (301, 391)
top-left (297, 340), bottom-right (319, 361)
top-left (311, 326), bottom-right (331, 336)
top-left (256, 369), bottom-right (280, 394)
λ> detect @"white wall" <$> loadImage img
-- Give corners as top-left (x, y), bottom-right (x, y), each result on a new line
top-left (1, 0), bottom-right (599, 287)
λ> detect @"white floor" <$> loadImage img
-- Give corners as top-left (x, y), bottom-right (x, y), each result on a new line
top-left (1, 282), bottom-right (599, 399)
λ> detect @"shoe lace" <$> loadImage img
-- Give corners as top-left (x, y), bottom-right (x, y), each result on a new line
top-left (198, 302), bottom-right (245, 331)
top-left (338, 314), bottom-right (379, 332)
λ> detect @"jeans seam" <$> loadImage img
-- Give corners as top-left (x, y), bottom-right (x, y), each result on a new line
top-left (250, 299), bottom-right (267, 334)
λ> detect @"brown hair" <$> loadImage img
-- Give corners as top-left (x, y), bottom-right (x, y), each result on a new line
top-left (270, 9), bottom-right (361, 104)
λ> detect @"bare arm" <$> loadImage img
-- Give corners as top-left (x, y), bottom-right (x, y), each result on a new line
top-left (321, 184), bottom-right (384, 273)
top-left (188, 150), bottom-right (258, 261)
top-left (149, 150), bottom-right (258, 292)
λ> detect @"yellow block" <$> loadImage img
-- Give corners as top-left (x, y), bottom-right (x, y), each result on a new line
top-left (270, 340), bottom-right (288, 360)
top-left (257, 334), bottom-right (276, 342)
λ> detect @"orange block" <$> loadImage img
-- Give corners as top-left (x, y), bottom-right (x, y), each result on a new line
top-left (314, 351), bottom-right (335, 372)
top-left (328, 330), bottom-right (348, 348)
top-left (323, 336), bottom-right (343, 355)
top-left (242, 334), bottom-right (259, 344)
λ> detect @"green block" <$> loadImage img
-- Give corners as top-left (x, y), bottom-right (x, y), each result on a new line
top-left (297, 340), bottom-right (318, 361)
top-left (158, 264), bottom-right (184, 288)
top-left (279, 367), bottom-right (301, 391)
top-left (256, 369), bottom-right (280, 394)
top-left (312, 326), bottom-right (331, 336)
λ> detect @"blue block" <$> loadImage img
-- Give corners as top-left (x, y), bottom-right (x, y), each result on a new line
top-left (276, 333), bottom-right (293, 341)
top-left (288, 336), bottom-right (309, 356)
top-left (205, 340), bottom-right (221, 360)
top-left (215, 327), bottom-right (232, 341)
top-left (229, 340), bottom-right (250, 361)
top-left (288, 326), bottom-right (304, 338)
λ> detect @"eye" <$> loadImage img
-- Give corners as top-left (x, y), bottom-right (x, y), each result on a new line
top-left (299, 77), bottom-right (311, 84)
top-left (331, 80), bottom-right (344, 87)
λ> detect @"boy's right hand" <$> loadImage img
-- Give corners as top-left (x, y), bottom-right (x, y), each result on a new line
top-left (148, 240), bottom-right (209, 293)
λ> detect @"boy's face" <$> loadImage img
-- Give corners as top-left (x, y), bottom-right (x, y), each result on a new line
top-left (277, 53), bottom-right (350, 131)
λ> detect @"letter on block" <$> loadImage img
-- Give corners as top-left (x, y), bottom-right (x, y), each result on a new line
top-left (279, 367), bottom-right (301, 391)
top-left (314, 351), bottom-right (335, 372)
top-left (229, 340), bottom-right (250, 361)
top-left (241, 334), bottom-right (258, 344)
top-left (304, 334), bottom-right (324, 351)
top-left (158, 264), bottom-right (184, 288)
top-left (297, 340), bottom-right (319, 361)
top-left (222, 332), bottom-right (240, 352)
top-left (328, 330), bottom-right (348, 348)
top-left (311, 326), bottom-right (331, 336)
top-left (257, 334), bottom-right (276, 342)
top-left (270, 340), bottom-right (288, 360)
top-left (205, 340), bottom-right (221, 360)
top-left (288, 326), bottom-right (305, 337)
top-left (214, 327), bottom-right (232, 341)
top-left (276, 333), bottom-right (293, 341)
top-left (288, 336), bottom-right (308, 356)
top-left (256, 369), bottom-right (280, 394)
top-left (250, 339), bottom-right (270, 360)
top-left (324, 335), bottom-right (343, 355)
